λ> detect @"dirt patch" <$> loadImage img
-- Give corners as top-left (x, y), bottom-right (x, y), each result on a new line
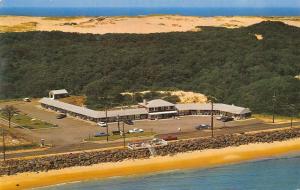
top-left (59, 96), bottom-right (86, 106)
top-left (1, 126), bottom-right (37, 151)
top-left (167, 91), bottom-right (207, 103)
top-left (255, 34), bottom-right (264, 40)
top-left (122, 90), bottom-right (207, 103)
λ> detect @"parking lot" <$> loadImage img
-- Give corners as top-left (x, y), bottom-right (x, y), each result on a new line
top-left (0, 100), bottom-right (261, 147)
top-left (2, 99), bottom-right (299, 159)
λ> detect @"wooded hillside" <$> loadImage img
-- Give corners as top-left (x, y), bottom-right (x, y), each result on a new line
top-left (0, 21), bottom-right (299, 114)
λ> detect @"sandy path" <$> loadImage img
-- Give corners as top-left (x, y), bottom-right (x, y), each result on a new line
top-left (1, 138), bottom-right (300, 189)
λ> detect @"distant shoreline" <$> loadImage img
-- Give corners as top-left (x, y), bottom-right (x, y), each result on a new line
top-left (1, 138), bottom-right (300, 190)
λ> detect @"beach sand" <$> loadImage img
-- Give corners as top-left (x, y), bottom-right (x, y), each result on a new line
top-left (1, 138), bottom-right (300, 190)
top-left (0, 15), bottom-right (299, 34)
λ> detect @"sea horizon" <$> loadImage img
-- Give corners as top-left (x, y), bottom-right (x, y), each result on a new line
top-left (0, 7), bottom-right (300, 17)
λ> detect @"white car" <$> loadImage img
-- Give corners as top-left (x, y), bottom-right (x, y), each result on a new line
top-left (97, 122), bottom-right (108, 127)
top-left (129, 128), bottom-right (144, 134)
top-left (23, 98), bottom-right (31, 102)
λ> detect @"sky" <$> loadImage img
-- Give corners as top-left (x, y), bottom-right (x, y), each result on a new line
top-left (1, 0), bottom-right (300, 8)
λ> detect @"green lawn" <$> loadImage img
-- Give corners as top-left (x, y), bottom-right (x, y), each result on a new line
top-left (86, 132), bottom-right (156, 142)
top-left (6, 143), bottom-right (39, 151)
top-left (1, 113), bottom-right (57, 129)
top-left (253, 114), bottom-right (300, 123)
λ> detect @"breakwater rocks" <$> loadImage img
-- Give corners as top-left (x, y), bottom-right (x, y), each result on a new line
top-left (1, 128), bottom-right (300, 176)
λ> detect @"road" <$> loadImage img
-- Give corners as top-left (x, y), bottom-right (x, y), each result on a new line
top-left (4, 121), bottom-right (299, 159)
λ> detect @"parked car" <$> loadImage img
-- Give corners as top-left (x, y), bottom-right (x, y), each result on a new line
top-left (195, 124), bottom-right (210, 130)
top-left (162, 135), bottom-right (178, 141)
top-left (221, 116), bottom-right (234, 122)
top-left (216, 116), bottom-right (223, 120)
top-left (124, 120), bottom-right (134, 125)
top-left (97, 122), bottom-right (108, 127)
top-left (112, 130), bottom-right (121, 135)
top-left (23, 98), bottom-right (31, 102)
top-left (129, 128), bottom-right (144, 133)
top-left (94, 132), bottom-right (108, 137)
top-left (56, 114), bottom-right (66, 119)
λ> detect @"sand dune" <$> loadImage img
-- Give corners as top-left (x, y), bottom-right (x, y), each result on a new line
top-left (0, 15), bottom-right (300, 34)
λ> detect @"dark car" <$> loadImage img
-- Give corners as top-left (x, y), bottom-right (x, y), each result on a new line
top-left (112, 130), bottom-right (121, 135)
top-left (94, 132), bottom-right (108, 137)
top-left (56, 114), bottom-right (66, 119)
top-left (124, 120), bottom-right (134, 125)
top-left (195, 124), bottom-right (210, 130)
top-left (221, 116), bottom-right (234, 122)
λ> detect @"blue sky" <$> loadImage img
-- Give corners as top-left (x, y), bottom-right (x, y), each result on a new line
top-left (1, 0), bottom-right (300, 8)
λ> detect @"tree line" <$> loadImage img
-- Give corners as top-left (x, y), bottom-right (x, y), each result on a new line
top-left (0, 21), bottom-right (299, 115)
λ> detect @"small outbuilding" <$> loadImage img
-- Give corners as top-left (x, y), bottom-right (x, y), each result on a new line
top-left (49, 89), bottom-right (68, 99)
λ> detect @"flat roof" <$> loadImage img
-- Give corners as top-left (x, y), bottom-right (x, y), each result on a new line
top-left (39, 98), bottom-right (100, 118)
top-left (102, 108), bottom-right (148, 118)
top-left (49, 89), bottom-right (68, 95)
top-left (175, 103), bottom-right (251, 115)
top-left (139, 99), bottom-right (175, 108)
top-left (215, 103), bottom-right (251, 115)
top-left (39, 98), bottom-right (148, 119)
top-left (40, 98), bottom-right (251, 119)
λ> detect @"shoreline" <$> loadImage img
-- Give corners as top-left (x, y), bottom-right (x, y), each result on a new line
top-left (1, 138), bottom-right (300, 189)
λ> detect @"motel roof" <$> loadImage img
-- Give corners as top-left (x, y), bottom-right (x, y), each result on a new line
top-left (215, 104), bottom-right (251, 115)
top-left (39, 98), bottom-right (100, 118)
top-left (140, 99), bottom-right (175, 108)
top-left (99, 108), bottom-right (148, 118)
top-left (49, 89), bottom-right (68, 95)
top-left (40, 97), bottom-right (251, 119)
top-left (175, 103), bottom-right (251, 115)
top-left (175, 103), bottom-right (205, 111)
top-left (39, 98), bottom-right (148, 119)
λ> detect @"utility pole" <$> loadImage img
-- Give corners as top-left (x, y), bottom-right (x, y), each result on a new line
top-left (2, 128), bottom-right (5, 161)
top-left (207, 95), bottom-right (217, 138)
top-left (132, 91), bottom-right (135, 104)
top-left (117, 115), bottom-right (120, 131)
top-left (289, 104), bottom-right (295, 129)
top-left (105, 105), bottom-right (109, 142)
top-left (211, 101), bottom-right (214, 138)
top-left (272, 91), bottom-right (276, 123)
top-left (122, 121), bottom-right (126, 148)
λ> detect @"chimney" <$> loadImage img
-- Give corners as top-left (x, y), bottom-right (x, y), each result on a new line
top-left (143, 99), bottom-right (147, 105)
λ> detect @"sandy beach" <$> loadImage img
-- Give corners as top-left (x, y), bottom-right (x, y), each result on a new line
top-left (1, 138), bottom-right (300, 190)
top-left (0, 15), bottom-right (300, 34)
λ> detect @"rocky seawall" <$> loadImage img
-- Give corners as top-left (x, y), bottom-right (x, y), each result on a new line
top-left (1, 128), bottom-right (300, 176)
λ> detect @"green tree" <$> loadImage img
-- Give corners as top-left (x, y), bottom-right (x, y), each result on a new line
top-left (1, 105), bottom-right (18, 128)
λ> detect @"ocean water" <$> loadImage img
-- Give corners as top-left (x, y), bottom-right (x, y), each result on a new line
top-left (0, 7), bottom-right (300, 17)
top-left (38, 153), bottom-right (300, 190)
